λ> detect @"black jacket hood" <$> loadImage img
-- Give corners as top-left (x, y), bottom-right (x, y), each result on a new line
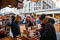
top-left (48, 18), bottom-right (55, 24)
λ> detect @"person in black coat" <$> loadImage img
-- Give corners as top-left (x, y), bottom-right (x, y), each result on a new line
top-left (48, 17), bottom-right (57, 40)
top-left (11, 15), bottom-right (21, 38)
top-left (39, 14), bottom-right (57, 40)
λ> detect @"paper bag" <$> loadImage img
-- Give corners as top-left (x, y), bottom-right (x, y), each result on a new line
top-left (19, 24), bottom-right (26, 33)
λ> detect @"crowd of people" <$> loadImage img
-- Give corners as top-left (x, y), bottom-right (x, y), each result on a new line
top-left (0, 14), bottom-right (57, 40)
top-left (8, 15), bottom-right (34, 39)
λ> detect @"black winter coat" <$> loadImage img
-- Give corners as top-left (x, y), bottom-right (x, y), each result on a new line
top-left (40, 22), bottom-right (57, 40)
top-left (48, 18), bottom-right (55, 24)
top-left (11, 21), bottom-right (20, 38)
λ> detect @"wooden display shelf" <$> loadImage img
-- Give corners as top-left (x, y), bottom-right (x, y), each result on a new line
top-left (54, 24), bottom-right (60, 32)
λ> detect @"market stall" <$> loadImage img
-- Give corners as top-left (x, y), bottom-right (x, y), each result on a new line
top-left (16, 24), bottom-right (40, 40)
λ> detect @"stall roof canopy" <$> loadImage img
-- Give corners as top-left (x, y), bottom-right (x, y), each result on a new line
top-left (0, 0), bottom-right (23, 9)
top-left (0, 0), bottom-right (17, 9)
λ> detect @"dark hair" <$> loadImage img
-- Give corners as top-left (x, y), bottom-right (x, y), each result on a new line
top-left (11, 15), bottom-right (15, 21)
top-left (39, 14), bottom-right (47, 20)
top-left (26, 16), bottom-right (31, 21)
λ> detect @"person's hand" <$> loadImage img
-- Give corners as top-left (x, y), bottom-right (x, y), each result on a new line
top-left (40, 27), bottom-right (43, 30)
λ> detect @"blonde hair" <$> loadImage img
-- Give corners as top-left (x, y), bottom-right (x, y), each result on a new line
top-left (15, 15), bottom-right (21, 21)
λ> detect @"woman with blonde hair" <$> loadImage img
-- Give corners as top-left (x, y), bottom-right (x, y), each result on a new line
top-left (15, 15), bottom-right (21, 24)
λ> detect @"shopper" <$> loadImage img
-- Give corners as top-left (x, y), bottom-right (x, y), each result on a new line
top-left (39, 14), bottom-right (57, 40)
top-left (11, 15), bottom-right (21, 38)
top-left (46, 16), bottom-right (57, 40)
top-left (25, 16), bottom-right (33, 27)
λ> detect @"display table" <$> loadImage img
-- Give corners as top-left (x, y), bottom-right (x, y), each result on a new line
top-left (16, 35), bottom-right (40, 40)
top-left (17, 24), bottom-right (40, 40)
top-left (16, 26), bottom-right (40, 40)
